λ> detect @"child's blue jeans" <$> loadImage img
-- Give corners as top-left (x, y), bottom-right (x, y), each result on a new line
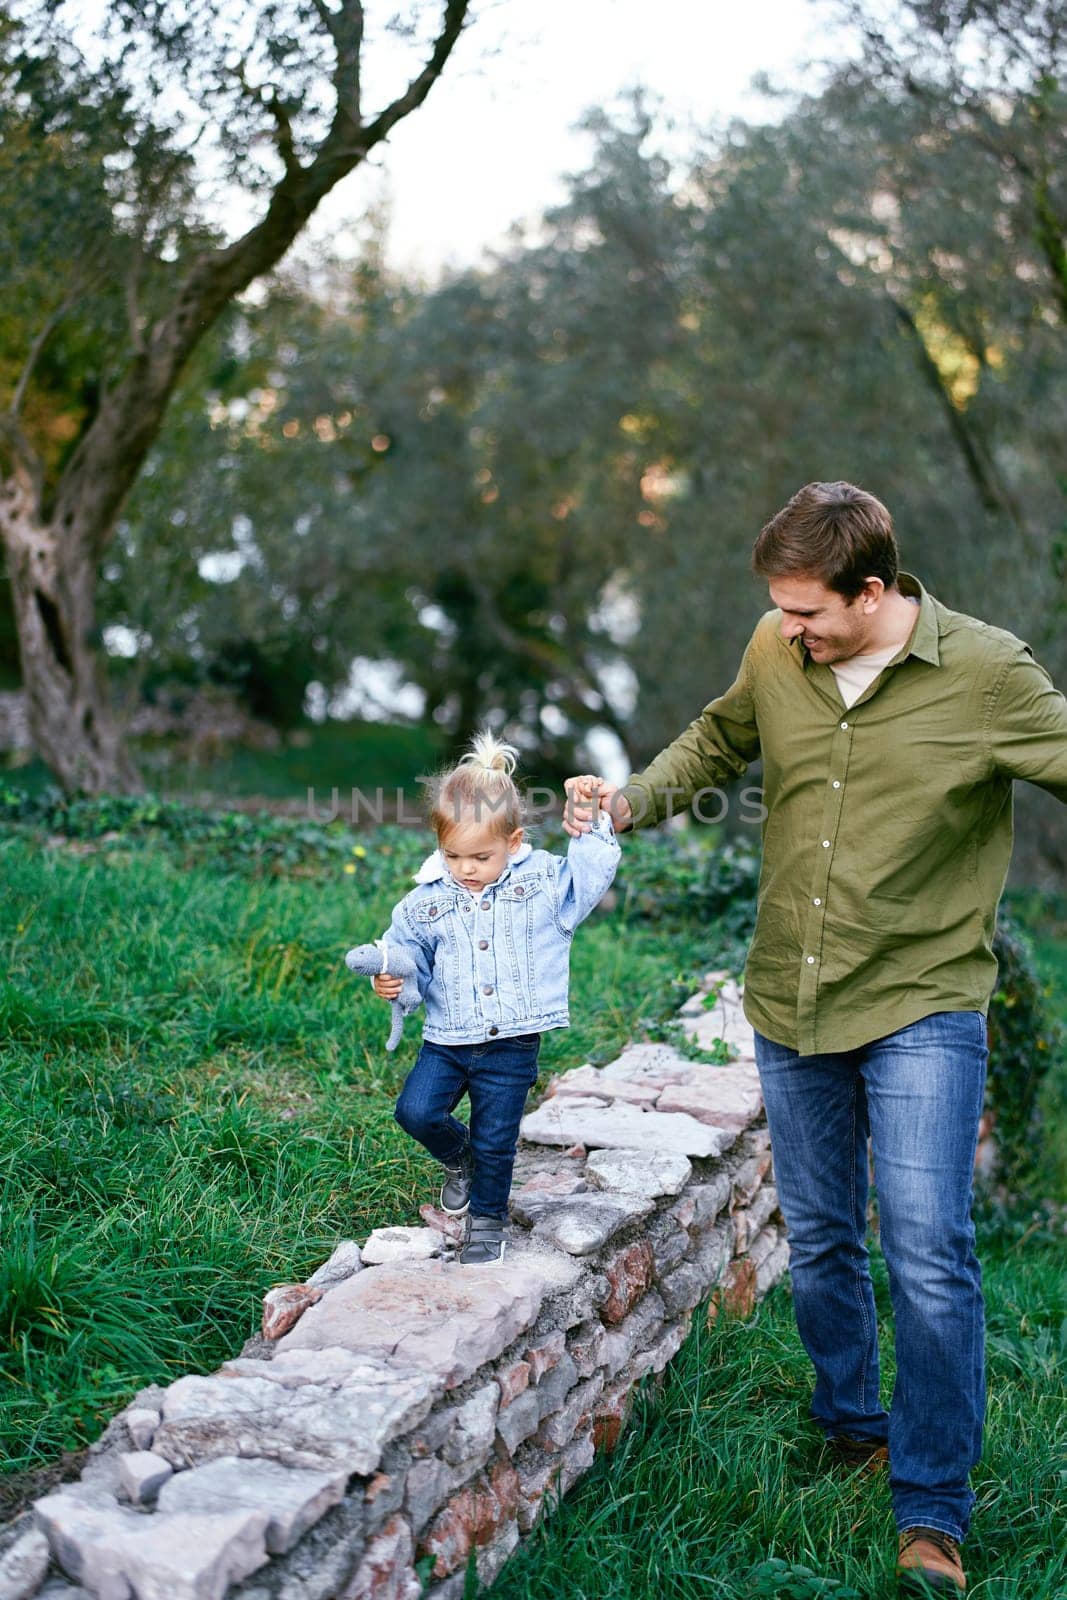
top-left (395, 1033), bottom-right (542, 1219)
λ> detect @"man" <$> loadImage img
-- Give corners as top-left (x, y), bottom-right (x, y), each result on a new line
top-left (564, 481), bottom-right (1067, 1596)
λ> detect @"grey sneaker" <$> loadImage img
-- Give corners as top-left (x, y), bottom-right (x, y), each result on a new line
top-left (459, 1214), bottom-right (506, 1265)
top-left (439, 1144), bottom-right (475, 1215)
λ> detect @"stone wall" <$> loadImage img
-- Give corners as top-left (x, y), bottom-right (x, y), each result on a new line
top-left (0, 974), bottom-right (788, 1600)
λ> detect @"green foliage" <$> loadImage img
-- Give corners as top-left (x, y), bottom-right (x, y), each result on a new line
top-left (986, 913), bottom-right (1066, 1187)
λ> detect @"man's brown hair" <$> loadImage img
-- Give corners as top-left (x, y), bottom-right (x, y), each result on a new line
top-left (752, 481), bottom-right (898, 600)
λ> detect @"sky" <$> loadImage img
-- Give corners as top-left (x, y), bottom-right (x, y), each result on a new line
top-left (313, 0), bottom-right (847, 277)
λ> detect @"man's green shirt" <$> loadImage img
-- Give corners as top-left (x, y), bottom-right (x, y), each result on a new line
top-left (621, 574), bottom-right (1067, 1054)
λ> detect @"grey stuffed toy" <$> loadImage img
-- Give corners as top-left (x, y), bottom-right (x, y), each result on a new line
top-left (345, 938), bottom-right (420, 1052)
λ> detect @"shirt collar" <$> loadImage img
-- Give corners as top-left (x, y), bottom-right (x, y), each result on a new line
top-left (896, 572), bottom-right (940, 666)
top-left (413, 840), bottom-right (533, 887)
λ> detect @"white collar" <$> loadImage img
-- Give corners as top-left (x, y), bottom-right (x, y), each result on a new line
top-left (413, 840), bottom-right (533, 887)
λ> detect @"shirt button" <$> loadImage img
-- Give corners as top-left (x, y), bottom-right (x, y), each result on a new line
top-left (806, 955), bottom-right (815, 965)
top-left (840, 721), bottom-right (849, 730)
top-left (832, 781), bottom-right (841, 789)
top-left (478, 939), bottom-right (489, 950)
top-left (822, 840), bottom-right (830, 848)
top-left (480, 900), bottom-right (490, 911)
top-left (813, 897), bottom-right (822, 906)
top-left (482, 984), bottom-right (494, 995)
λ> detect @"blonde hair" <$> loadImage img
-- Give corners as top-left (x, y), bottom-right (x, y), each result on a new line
top-left (428, 729), bottom-right (525, 841)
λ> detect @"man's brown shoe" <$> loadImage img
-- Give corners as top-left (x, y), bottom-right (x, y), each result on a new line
top-left (896, 1527), bottom-right (966, 1594)
top-left (825, 1433), bottom-right (889, 1471)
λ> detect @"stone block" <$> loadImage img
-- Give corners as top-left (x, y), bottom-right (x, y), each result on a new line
top-left (601, 1240), bottom-right (655, 1324)
top-left (474, 1520), bottom-right (520, 1587)
top-left (533, 1354), bottom-right (579, 1422)
top-left (686, 1174), bottom-right (733, 1229)
top-left (710, 1258), bottom-right (757, 1321)
top-left (495, 1389), bottom-right (542, 1455)
top-left (418, 1204), bottom-right (465, 1243)
top-left (123, 1407), bottom-right (160, 1452)
top-left (690, 1223), bottom-right (733, 1290)
top-left (566, 1320), bottom-right (607, 1379)
top-left (656, 1071), bottom-right (761, 1133)
top-left (418, 1463), bottom-right (520, 1579)
top-left (522, 1192), bottom-right (654, 1257)
top-left (117, 1451), bottom-right (173, 1505)
top-left (630, 1317), bottom-right (691, 1380)
top-left (592, 1381), bottom-right (634, 1454)
top-left (520, 1098), bottom-right (734, 1159)
top-left (34, 1495), bottom-right (269, 1600)
top-left (158, 1456), bottom-right (347, 1555)
top-left (262, 1284), bottom-right (324, 1341)
top-left (496, 1358), bottom-right (531, 1406)
top-left (734, 1186), bottom-right (779, 1254)
top-left (154, 1356), bottom-right (439, 1476)
top-left (649, 1215), bottom-right (690, 1278)
top-left (276, 1259), bottom-right (548, 1390)
top-left (537, 1373), bottom-right (605, 1451)
top-left (658, 1261), bottom-right (709, 1319)
top-left (731, 1155), bottom-right (771, 1209)
top-left (755, 1236), bottom-right (790, 1299)
top-left (305, 1239), bottom-right (363, 1289)
top-left (0, 1529), bottom-right (50, 1600)
top-left (543, 1066), bottom-right (661, 1106)
top-left (339, 1515), bottom-right (419, 1600)
top-left (404, 1458), bottom-right (451, 1538)
top-left (361, 1226), bottom-right (445, 1265)
top-left (586, 1148), bottom-right (692, 1199)
top-left (441, 1383), bottom-right (499, 1469)
top-left (601, 1293), bottom-right (665, 1379)
top-left (511, 1169), bottom-right (589, 1203)
top-left (524, 1330), bottom-right (566, 1380)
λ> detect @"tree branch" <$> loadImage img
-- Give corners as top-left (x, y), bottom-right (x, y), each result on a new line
top-left (362, 0), bottom-right (469, 148)
top-left (9, 297), bottom-right (75, 420)
top-left (49, 0), bottom-right (471, 562)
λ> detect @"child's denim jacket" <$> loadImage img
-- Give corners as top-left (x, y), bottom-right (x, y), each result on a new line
top-left (378, 812), bottom-right (620, 1044)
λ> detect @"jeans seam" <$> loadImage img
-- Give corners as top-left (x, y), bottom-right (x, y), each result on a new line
top-left (848, 1074), bottom-right (872, 1419)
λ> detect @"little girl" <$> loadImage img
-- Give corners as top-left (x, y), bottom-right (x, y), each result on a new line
top-left (369, 731), bottom-right (620, 1264)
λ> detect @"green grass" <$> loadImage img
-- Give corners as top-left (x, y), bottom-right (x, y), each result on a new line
top-left (0, 825), bottom-right (710, 1475)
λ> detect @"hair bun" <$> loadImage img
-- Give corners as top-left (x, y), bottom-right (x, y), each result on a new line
top-left (460, 729), bottom-right (520, 782)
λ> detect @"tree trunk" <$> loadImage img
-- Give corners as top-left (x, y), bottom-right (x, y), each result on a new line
top-left (1, 483), bottom-right (142, 793)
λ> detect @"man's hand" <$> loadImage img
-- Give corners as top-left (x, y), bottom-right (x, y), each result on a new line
top-left (372, 973), bottom-right (403, 1000)
top-left (562, 774), bottom-right (633, 838)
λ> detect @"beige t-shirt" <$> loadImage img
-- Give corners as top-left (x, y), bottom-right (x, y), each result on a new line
top-left (829, 598), bottom-right (920, 708)
top-left (829, 641), bottom-right (903, 709)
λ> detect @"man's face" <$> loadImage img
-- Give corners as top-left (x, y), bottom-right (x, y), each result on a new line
top-left (769, 575), bottom-right (879, 665)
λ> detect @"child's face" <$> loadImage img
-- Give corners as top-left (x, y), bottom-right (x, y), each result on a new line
top-left (439, 818), bottom-right (524, 893)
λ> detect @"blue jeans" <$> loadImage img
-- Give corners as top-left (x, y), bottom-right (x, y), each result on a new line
top-left (755, 1010), bottom-right (987, 1542)
top-left (394, 1033), bottom-right (542, 1219)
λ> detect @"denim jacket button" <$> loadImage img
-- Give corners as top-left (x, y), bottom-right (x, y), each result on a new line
top-left (480, 900), bottom-right (490, 911)
top-left (478, 939), bottom-right (489, 950)
top-left (462, 902), bottom-right (471, 912)
top-left (483, 984), bottom-right (494, 995)
top-left (514, 885), bottom-right (525, 896)
top-left (488, 1026), bottom-right (499, 1036)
